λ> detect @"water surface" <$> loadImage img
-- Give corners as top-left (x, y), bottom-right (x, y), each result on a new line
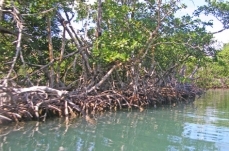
top-left (0, 89), bottom-right (229, 151)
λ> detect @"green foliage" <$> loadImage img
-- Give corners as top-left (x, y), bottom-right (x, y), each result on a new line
top-left (0, 0), bottom-right (227, 89)
top-left (92, 0), bottom-right (147, 64)
top-left (195, 0), bottom-right (229, 30)
top-left (195, 43), bottom-right (229, 88)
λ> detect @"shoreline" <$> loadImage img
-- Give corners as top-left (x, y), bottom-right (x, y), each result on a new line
top-left (0, 84), bottom-right (203, 125)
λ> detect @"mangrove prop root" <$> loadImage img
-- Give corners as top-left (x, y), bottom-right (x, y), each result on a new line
top-left (0, 84), bottom-right (203, 124)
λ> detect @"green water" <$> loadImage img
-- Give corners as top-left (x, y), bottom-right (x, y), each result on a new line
top-left (0, 90), bottom-right (229, 151)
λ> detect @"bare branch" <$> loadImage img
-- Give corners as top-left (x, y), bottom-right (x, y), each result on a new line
top-left (3, 6), bottom-right (23, 87)
top-left (211, 28), bottom-right (226, 34)
top-left (9, 86), bottom-right (68, 97)
top-left (87, 63), bottom-right (122, 93)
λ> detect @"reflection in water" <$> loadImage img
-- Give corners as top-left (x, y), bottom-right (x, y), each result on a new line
top-left (0, 90), bottom-right (229, 151)
top-left (183, 123), bottom-right (229, 145)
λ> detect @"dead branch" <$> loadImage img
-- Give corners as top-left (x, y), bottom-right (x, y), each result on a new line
top-left (3, 5), bottom-right (23, 87)
top-left (0, 86), bottom-right (68, 97)
top-left (87, 63), bottom-right (122, 93)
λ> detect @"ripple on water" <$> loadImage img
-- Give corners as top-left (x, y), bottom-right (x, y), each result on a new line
top-left (182, 123), bottom-right (229, 144)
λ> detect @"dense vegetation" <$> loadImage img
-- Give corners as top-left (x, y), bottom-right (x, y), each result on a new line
top-left (0, 0), bottom-right (229, 123)
top-left (0, 0), bottom-right (220, 88)
top-left (197, 43), bottom-right (229, 88)
top-left (193, 0), bottom-right (229, 88)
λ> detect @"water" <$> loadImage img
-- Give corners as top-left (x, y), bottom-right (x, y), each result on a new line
top-left (0, 90), bottom-right (229, 151)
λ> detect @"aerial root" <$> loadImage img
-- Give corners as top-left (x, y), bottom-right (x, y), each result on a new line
top-left (0, 85), bottom-right (203, 124)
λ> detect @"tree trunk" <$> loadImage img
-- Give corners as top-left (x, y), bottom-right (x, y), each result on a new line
top-left (0, 0), bottom-right (4, 21)
top-left (96, 0), bottom-right (102, 38)
top-left (56, 27), bottom-right (66, 88)
top-left (47, 17), bottom-right (54, 87)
